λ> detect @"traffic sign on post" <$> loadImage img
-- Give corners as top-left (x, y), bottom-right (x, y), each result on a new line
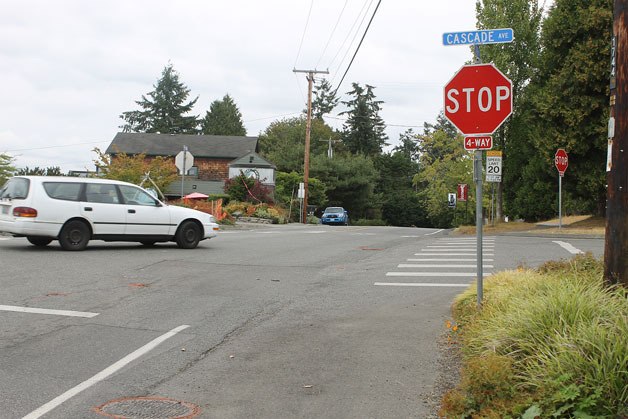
top-left (442, 28), bottom-right (514, 46)
top-left (555, 148), bottom-right (568, 176)
top-left (486, 150), bottom-right (502, 183)
top-left (464, 136), bottom-right (493, 150)
top-left (175, 150), bottom-right (194, 174)
top-left (457, 184), bottom-right (468, 201)
top-left (444, 63), bottom-right (513, 135)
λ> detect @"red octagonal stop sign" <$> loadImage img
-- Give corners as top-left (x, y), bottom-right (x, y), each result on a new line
top-left (555, 148), bottom-right (568, 176)
top-left (444, 63), bottom-right (513, 135)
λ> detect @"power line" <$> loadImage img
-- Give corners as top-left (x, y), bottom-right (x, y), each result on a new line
top-left (315, 0), bottom-right (348, 69)
top-left (329, 0), bottom-right (373, 81)
top-left (332, 0), bottom-right (382, 95)
top-left (4, 140), bottom-right (109, 153)
top-left (293, 0), bottom-right (314, 68)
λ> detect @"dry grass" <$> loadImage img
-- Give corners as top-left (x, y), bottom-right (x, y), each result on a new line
top-left (454, 215), bottom-right (605, 236)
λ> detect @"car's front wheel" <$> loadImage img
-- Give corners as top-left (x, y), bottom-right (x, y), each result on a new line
top-left (175, 221), bottom-right (201, 249)
top-left (58, 220), bottom-right (90, 251)
top-left (27, 237), bottom-right (53, 247)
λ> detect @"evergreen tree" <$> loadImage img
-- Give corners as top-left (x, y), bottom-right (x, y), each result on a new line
top-left (311, 79), bottom-right (339, 119)
top-left (0, 153), bottom-right (15, 185)
top-left (393, 129), bottom-right (421, 163)
top-left (201, 94), bottom-right (246, 136)
top-left (120, 63), bottom-right (199, 134)
top-left (476, 0), bottom-right (544, 221)
top-left (340, 83), bottom-right (388, 156)
top-left (16, 166), bottom-right (63, 176)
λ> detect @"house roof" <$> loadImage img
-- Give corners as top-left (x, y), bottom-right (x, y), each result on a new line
top-left (106, 133), bottom-right (259, 159)
top-left (230, 152), bottom-right (276, 169)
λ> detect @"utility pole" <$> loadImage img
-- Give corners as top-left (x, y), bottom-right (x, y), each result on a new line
top-left (605, 1), bottom-right (628, 288)
top-left (293, 68), bottom-right (329, 223)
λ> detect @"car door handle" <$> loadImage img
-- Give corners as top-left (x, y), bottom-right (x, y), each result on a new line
top-left (128, 209), bottom-right (136, 214)
top-left (84, 207), bottom-right (92, 211)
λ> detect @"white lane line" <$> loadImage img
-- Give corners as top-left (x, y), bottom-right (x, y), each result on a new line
top-left (401, 235), bottom-right (420, 238)
top-left (0, 305), bottom-right (99, 318)
top-left (398, 264), bottom-right (494, 268)
top-left (407, 258), bottom-right (494, 262)
top-left (305, 231), bottom-right (327, 234)
top-left (421, 249), bottom-right (490, 252)
top-left (22, 324), bottom-right (191, 419)
top-left (375, 282), bottom-right (470, 287)
top-left (386, 272), bottom-right (490, 277)
top-left (552, 240), bottom-right (584, 255)
top-left (424, 229), bottom-right (444, 236)
top-left (417, 253), bottom-right (495, 256)
top-left (438, 238), bottom-right (494, 241)
top-left (437, 241), bottom-right (495, 244)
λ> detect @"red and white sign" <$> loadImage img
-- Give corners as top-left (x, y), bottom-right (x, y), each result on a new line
top-left (444, 63), bottom-right (513, 135)
top-left (555, 148), bottom-right (568, 176)
top-left (464, 136), bottom-right (493, 150)
top-left (457, 184), bottom-right (468, 201)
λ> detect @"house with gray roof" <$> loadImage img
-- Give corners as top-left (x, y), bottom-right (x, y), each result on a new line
top-left (106, 133), bottom-right (275, 197)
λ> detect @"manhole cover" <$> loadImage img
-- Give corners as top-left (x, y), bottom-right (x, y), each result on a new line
top-left (93, 396), bottom-right (200, 419)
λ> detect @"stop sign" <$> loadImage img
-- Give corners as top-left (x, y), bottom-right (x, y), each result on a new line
top-left (555, 148), bottom-right (568, 176)
top-left (444, 63), bottom-right (513, 135)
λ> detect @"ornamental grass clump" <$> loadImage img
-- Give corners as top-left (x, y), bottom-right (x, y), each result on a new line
top-left (442, 253), bottom-right (628, 418)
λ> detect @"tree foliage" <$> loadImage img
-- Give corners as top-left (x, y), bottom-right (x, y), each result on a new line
top-left (224, 173), bottom-right (274, 204)
top-left (92, 147), bottom-right (178, 194)
top-left (0, 153), bottom-right (15, 185)
top-left (201, 94), bottom-right (246, 136)
top-left (258, 117), bottom-right (340, 173)
top-left (274, 171), bottom-right (326, 208)
top-left (120, 63), bottom-right (199, 134)
top-left (311, 79), bottom-right (339, 119)
top-left (340, 83), bottom-right (388, 156)
top-left (15, 166), bottom-right (63, 176)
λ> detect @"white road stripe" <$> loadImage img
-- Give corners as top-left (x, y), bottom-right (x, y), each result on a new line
top-left (421, 249), bottom-right (488, 252)
top-left (424, 229), bottom-right (444, 235)
top-left (401, 235), bottom-right (420, 238)
top-left (438, 238), bottom-right (494, 241)
top-left (305, 231), bottom-right (327, 234)
top-left (0, 305), bottom-right (99, 318)
top-left (426, 246), bottom-right (494, 249)
top-left (417, 253), bottom-right (494, 256)
top-left (398, 264), bottom-right (494, 268)
top-left (552, 240), bottom-right (584, 255)
top-left (375, 282), bottom-right (470, 287)
top-left (386, 272), bottom-right (490, 277)
top-left (22, 324), bottom-right (191, 419)
top-left (407, 258), bottom-right (494, 262)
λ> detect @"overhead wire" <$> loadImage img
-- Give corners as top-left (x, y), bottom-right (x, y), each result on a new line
top-left (314, 0), bottom-right (348, 69)
top-left (293, 0), bottom-right (314, 68)
top-left (332, 0), bottom-right (382, 96)
top-left (328, 0), bottom-right (373, 81)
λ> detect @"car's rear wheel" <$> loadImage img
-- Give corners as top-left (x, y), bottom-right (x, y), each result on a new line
top-left (27, 237), bottom-right (53, 247)
top-left (175, 221), bottom-right (201, 249)
top-left (58, 220), bottom-right (90, 251)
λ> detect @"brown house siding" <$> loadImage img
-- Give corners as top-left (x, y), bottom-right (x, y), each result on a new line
top-left (196, 158), bottom-right (230, 181)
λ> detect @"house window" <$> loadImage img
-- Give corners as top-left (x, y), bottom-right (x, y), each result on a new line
top-left (187, 166), bottom-right (198, 177)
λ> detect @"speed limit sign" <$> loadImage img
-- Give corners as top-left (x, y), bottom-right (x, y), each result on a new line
top-left (486, 150), bottom-right (502, 182)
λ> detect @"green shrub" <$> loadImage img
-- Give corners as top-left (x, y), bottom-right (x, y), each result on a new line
top-left (445, 255), bottom-right (628, 418)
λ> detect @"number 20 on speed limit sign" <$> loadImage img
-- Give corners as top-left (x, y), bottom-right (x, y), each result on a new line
top-left (486, 150), bottom-right (502, 182)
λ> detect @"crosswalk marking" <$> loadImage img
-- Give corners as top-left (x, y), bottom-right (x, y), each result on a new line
top-left (375, 282), bottom-right (470, 287)
top-left (407, 258), bottom-right (494, 262)
top-left (398, 263), bottom-right (493, 268)
top-left (386, 272), bottom-right (490, 277)
top-left (417, 253), bottom-right (494, 256)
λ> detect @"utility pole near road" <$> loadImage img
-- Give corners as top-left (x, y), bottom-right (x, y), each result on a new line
top-left (605, 1), bottom-right (628, 288)
top-left (293, 68), bottom-right (329, 224)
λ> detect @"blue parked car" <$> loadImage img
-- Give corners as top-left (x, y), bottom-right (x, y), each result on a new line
top-left (320, 207), bottom-right (349, 225)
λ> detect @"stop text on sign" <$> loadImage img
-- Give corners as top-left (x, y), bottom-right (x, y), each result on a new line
top-left (446, 86), bottom-right (510, 114)
top-left (464, 136), bottom-right (493, 150)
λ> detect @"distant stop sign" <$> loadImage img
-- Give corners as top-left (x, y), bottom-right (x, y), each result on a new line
top-left (444, 63), bottom-right (513, 135)
top-left (555, 148), bottom-right (568, 176)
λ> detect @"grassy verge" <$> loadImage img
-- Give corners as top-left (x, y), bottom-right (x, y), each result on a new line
top-left (455, 215), bottom-right (605, 236)
top-left (440, 254), bottom-right (628, 418)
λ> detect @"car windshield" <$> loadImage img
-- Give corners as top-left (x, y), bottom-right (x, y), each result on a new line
top-left (325, 207), bottom-right (344, 213)
top-left (0, 177), bottom-right (29, 199)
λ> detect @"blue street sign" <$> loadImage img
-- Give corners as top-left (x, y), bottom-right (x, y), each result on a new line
top-left (443, 28), bottom-right (514, 46)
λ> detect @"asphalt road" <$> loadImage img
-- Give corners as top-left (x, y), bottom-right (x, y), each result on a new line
top-left (0, 225), bottom-right (604, 419)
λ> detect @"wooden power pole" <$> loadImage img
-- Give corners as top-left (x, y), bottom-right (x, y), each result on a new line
top-left (605, 1), bottom-right (628, 288)
top-left (293, 68), bottom-right (328, 224)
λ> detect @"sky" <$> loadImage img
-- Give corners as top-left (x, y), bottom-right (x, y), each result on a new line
top-left (0, 0), bottom-right (480, 172)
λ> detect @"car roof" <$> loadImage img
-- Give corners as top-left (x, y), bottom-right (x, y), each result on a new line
top-left (13, 176), bottom-right (137, 187)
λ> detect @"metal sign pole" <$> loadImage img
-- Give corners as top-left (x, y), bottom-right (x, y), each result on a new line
top-left (181, 145), bottom-right (188, 199)
top-left (558, 174), bottom-right (562, 229)
top-left (475, 150), bottom-right (484, 307)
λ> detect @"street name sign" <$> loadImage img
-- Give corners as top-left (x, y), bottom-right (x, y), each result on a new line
top-left (443, 28), bottom-right (514, 46)
top-left (444, 63), bottom-right (513, 135)
top-left (486, 150), bottom-right (502, 183)
top-left (464, 136), bottom-right (493, 150)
